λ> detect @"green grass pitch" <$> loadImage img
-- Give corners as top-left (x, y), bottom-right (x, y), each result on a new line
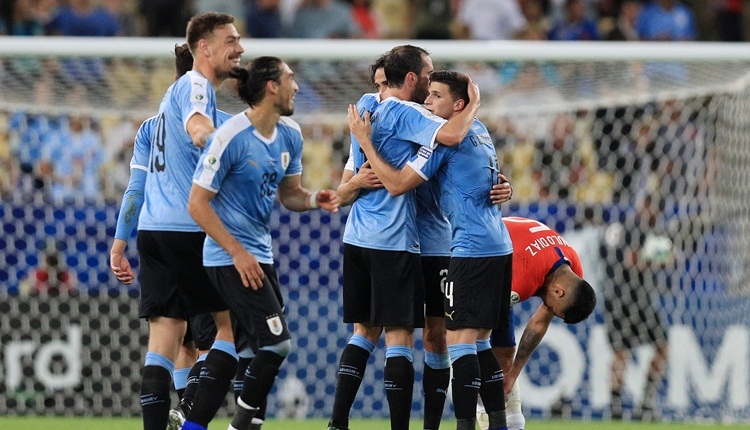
top-left (0, 418), bottom-right (747, 430)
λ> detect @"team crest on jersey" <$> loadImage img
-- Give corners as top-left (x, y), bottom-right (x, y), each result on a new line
top-left (203, 154), bottom-right (220, 172)
top-left (281, 152), bottom-right (290, 170)
top-left (266, 315), bottom-right (284, 336)
top-left (510, 291), bottom-right (520, 306)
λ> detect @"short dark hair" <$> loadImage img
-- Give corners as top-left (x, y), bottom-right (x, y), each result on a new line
top-left (384, 44), bottom-right (429, 88)
top-left (174, 43), bottom-right (193, 76)
top-left (186, 12), bottom-right (235, 53)
top-left (369, 52), bottom-right (388, 87)
top-left (428, 70), bottom-right (470, 105)
top-left (229, 56), bottom-right (284, 107)
top-left (563, 279), bottom-right (596, 324)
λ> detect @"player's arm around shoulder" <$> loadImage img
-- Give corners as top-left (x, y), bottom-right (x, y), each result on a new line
top-left (347, 104), bottom-right (423, 197)
top-left (435, 76), bottom-right (481, 147)
top-left (278, 174), bottom-right (339, 213)
top-left (186, 113), bottom-right (215, 148)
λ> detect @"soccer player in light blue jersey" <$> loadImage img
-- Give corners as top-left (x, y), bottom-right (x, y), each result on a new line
top-left (188, 56), bottom-right (339, 430)
top-left (331, 45), bottom-right (482, 430)
top-left (334, 53), bottom-right (487, 430)
top-left (110, 12), bottom-right (244, 430)
top-left (110, 41), bottom-right (244, 430)
top-left (348, 70), bottom-right (513, 430)
top-left (329, 54), bottom-right (387, 430)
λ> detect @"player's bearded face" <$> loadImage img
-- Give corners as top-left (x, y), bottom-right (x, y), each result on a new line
top-left (411, 57), bottom-right (433, 104)
top-left (208, 24), bottom-right (243, 77)
top-left (276, 64), bottom-right (299, 116)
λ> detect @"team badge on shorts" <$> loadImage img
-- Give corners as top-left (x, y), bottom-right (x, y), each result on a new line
top-left (267, 314), bottom-right (284, 336)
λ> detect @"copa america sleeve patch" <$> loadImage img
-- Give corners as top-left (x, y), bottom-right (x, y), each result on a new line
top-left (203, 153), bottom-right (220, 172)
top-left (191, 91), bottom-right (208, 108)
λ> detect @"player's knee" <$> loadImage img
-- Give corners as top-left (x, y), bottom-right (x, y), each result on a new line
top-left (260, 339), bottom-right (292, 357)
top-left (353, 323), bottom-right (382, 343)
top-left (422, 321), bottom-right (447, 350)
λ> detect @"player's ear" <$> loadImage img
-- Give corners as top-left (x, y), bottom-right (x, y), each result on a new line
top-left (454, 98), bottom-right (465, 112)
top-left (407, 71), bottom-right (418, 86)
top-left (267, 79), bottom-right (279, 94)
top-left (553, 284), bottom-right (565, 298)
top-left (198, 39), bottom-right (209, 56)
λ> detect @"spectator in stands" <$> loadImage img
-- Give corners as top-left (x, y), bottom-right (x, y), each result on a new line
top-left (711, 0), bottom-right (743, 41)
top-left (412, 0), bottom-right (454, 39)
top-left (245, 0), bottom-right (283, 38)
top-left (548, 0), bottom-right (600, 40)
top-left (605, 0), bottom-right (641, 41)
top-left (100, 116), bottom-right (141, 202)
top-left (192, 0), bottom-right (245, 19)
top-left (45, 0), bottom-right (120, 95)
top-left (46, 0), bottom-right (120, 36)
top-left (349, 0), bottom-right (380, 39)
top-left (0, 111), bottom-right (19, 199)
top-left (514, 0), bottom-right (551, 40)
top-left (8, 111), bottom-right (54, 194)
top-left (637, 0), bottom-right (697, 41)
top-left (455, 0), bottom-right (527, 40)
top-left (535, 113), bottom-right (587, 200)
top-left (37, 114), bottom-right (105, 202)
top-left (0, 0), bottom-right (45, 35)
top-left (548, 0), bottom-right (598, 25)
top-left (101, 0), bottom-right (141, 36)
top-left (286, 0), bottom-right (361, 38)
top-left (139, 0), bottom-right (192, 37)
top-left (371, 0), bottom-right (411, 38)
top-left (19, 239), bottom-right (77, 296)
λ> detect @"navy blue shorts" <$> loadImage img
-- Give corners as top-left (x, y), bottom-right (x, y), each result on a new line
top-left (137, 230), bottom-right (227, 319)
top-left (422, 256), bottom-right (450, 318)
top-left (444, 254), bottom-right (512, 331)
top-left (343, 244), bottom-right (425, 327)
top-left (206, 264), bottom-right (290, 348)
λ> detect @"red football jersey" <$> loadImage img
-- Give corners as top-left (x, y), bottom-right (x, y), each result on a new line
top-left (503, 217), bottom-right (584, 304)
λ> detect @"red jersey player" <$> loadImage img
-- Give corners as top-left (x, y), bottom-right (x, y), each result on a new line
top-left (478, 216), bottom-right (596, 430)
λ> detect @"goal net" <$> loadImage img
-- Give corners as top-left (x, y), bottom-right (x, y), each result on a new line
top-left (0, 37), bottom-right (748, 423)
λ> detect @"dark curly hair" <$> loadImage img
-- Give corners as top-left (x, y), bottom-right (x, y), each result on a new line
top-left (229, 56), bottom-right (284, 107)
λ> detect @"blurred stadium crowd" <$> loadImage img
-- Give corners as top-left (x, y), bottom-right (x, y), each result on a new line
top-left (0, 0), bottom-right (746, 42)
top-left (0, 1), bottom-right (734, 208)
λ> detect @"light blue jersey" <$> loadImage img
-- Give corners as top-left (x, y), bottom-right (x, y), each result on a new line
top-left (342, 92), bottom-right (379, 175)
top-left (113, 116), bottom-right (154, 241)
top-left (193, 112), bottom-right (304, 266)
top-left (130, 115), bottom-right (155, 173)
top-left (115, 110), bottom-right (234, 241)
top-left (343, 96), bottom-right (447, 253)
top-left (408, 119), bottom-right (512, 258)
top-left (138, 71), bottom-right (220, 232)
top-left (415, 181), bottom-right (451, 257)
